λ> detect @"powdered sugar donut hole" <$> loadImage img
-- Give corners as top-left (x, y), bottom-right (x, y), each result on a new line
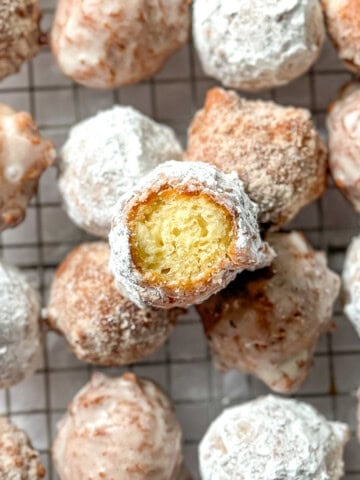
top-left (0, 261), bottom-right (42, 389)
top-left (193, 0), bottom-right (325, 91)
top-left (58, 106), bottom-right (183, 238)
top-left (200, 395), bottom-right (349, 480)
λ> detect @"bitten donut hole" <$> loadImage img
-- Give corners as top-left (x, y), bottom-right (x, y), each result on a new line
top-left (129, 190), bottom-right (233, 287)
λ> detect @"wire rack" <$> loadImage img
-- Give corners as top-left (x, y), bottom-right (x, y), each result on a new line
top-left (0, 1), bottom-right (360, 478)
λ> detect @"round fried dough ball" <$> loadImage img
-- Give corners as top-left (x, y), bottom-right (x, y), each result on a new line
top-left (199, 395), bottom-right (349, 480)
top-left (322, 0), bottom-right (360, 73)
top-left (193, 0), bottom-right (325, 91)
top-left (51, 0), bottom-right (190, 88)
top-left (186, 88), bottom-right (327, 229)
top-left (0, 261), bottom-right (42, 389)
top-left (53, 372), bottom-right (190, 480)
top-left (0, 0), bottom-right (43, 80)
top-left (197, 231), bottom-right (340, 393)
top-left (0, 104), bottom-right (55, 232)
top-left (0, 416), bottom-right (45, 479)
top-left (45, 242), bottom-right (182, 366)
top-left (327, 83), bottom-right (360, 211)
top-left (109, 160), bottom-right (274, 308)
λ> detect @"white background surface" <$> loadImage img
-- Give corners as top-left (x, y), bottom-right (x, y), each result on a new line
top-left (0, 1), bottom-right (359, 478)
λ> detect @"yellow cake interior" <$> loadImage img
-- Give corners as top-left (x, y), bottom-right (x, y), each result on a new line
top-left (128, 190), bottom-right (234, 287)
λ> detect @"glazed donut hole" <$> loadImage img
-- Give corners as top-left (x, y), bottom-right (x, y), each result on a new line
top-left (128, 190), bottom-right (234, 288)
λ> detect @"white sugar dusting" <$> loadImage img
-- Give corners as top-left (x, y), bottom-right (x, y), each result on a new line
top-left (58, 106), bottom-right (183, 237)
top-left (0, 261), bottom-right (42, 389)
top-left (200, 395), bottom-right (349, 480)
top-left (109, 160), bottom-right (274, 308)
top-left (193, 0), bottom-right (325, 91)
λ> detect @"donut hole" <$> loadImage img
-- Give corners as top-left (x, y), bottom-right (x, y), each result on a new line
top-left (129, 190), bottom-right (234, 287)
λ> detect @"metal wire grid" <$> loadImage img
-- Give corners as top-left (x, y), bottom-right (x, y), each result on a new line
top-left (0, 1), bottom-right (360, 478)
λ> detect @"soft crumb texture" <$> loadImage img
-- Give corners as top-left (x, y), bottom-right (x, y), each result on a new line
top-left (53, 372), bottom-right (189, 480)
top-left (0, 261), bottom-right (41, 389)
top-left (343, 235), bottom-right (360, 337)
top-left (129, 191), bottom-right (233, 286)
top-left (51, 0), bottom-right (190, 88)
top-left (45, 242), bottom-right (182, 366)
top-left (327, 83), bottom-right (360, 211)
top-left (0, 0), bottom-right (42, 80)
top-left (186, 88), bottom-right (328, 229)
top-left (197, 231), bottom-right (340, 393)
top-left (109, 160), bottom-right (275, 309)
top-left (0, 417), bottom-right (45, 479)
top-left (200, 395), bottom-right (349, 480)
top-left (58, 106), bottom-right (183, 238)
top-left (322, 0), bottom-right (360, 72)
top-left (0, 104), bottom-right (55, 232)
top-left (193, 0), bottom-right (325, 91)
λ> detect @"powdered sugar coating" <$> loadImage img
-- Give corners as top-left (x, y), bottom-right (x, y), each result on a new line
top-left (45, 242), bottom-right (182, 366)
top-left (200, 395), bottom-right (349, 480)
top-left (51, 0), bottom-right (190, 89)
top-left (0, 416), bottom-right (45, 479)
top-left (0, 261), bottom-right (42, 389)
top-left (193, 0), bottom-right (325, 91)
top-left (197, 231), bottom-right (340, 393)
top-left (186, 88), bottom-right (328, 229)
top-left (53, 372), bottom-right (190, 480)
top-left (327, 83), bottom-right (360, 211)
top-left (58, 106), bottom-right (183, 237)
top-left (322, 0), bottom-right (360, 73)
top-left (0, 104), bottom-right (55, 231)
top-left (0, 0), bottom-right (42, 80)
top-left (343, 235), bottom-right (360, 337)
top-left (109, 160), bottom-right (275, 308)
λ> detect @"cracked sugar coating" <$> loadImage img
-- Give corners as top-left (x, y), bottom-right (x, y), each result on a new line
top-left (51, 0), bottom-right (190, 89)
top-left (197, 231), bottom-right (340, 393)
top-left (45, 242), bottom-right (182, 366)
top-left (322, 0), bottom-right (360, 73)
top-left (0, 261), bottom-right (42, 389)
top-left (327, 83), bottom-right (360, 211)
top-left (199, 395), bottom-right (349, 480)
top-left (0, 416), bottom-right (45, 479)
top-left (193, 0), bottom-right (325, 91)
top-left (186, 88), bottom-right (328, 229)
top-left (53, 372), bottom-right (191, 480)
top-left (58, 106), bottom-right (183, 238)
top-left (109, 160), bottom-right (274, 309)
top-left (0, 104), bottom-right (55, 232)
top-left (342, 235), bottom-right (360, 337)
top-left (0, 0), bottom-right (43, 81)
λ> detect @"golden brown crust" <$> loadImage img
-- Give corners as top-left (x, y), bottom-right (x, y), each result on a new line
top-left (46, 242), bottom-right (182, 365)
top-left (109, 161), bottom-right (274, 309)
top-left (186, 88), bottom-right (328, 229)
